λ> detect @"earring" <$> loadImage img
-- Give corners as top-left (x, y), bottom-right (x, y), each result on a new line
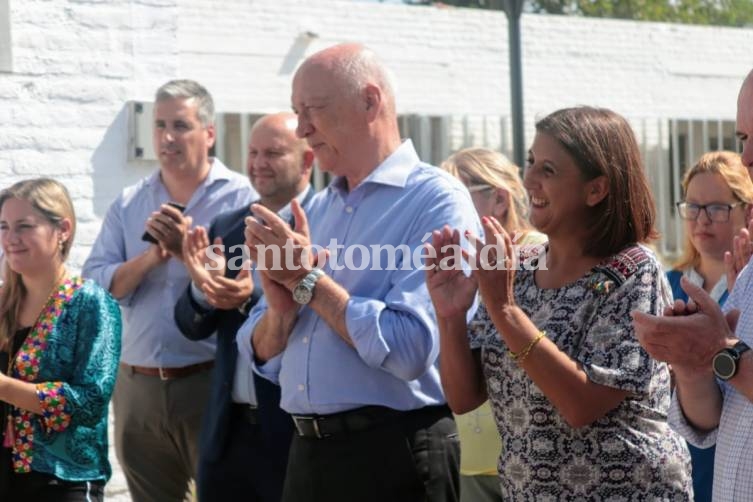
top-left (58, 238), bottom-right (65, 254)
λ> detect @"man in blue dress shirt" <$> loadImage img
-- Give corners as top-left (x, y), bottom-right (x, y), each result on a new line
top-left (237, 43), bottom-right (480, 502)
top-left (83, 80), bottom-right (256, 502)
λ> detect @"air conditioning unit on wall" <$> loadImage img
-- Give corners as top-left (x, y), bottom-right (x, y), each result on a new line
top-left (127, 101), bottom-right (156, 162)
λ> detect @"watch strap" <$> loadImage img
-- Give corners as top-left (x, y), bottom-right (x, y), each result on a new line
top-left (732, 340), bottom-right (751, 357)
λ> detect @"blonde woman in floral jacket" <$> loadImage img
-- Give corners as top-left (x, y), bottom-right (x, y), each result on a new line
top-left (0, 178), bottom-right (121, 501)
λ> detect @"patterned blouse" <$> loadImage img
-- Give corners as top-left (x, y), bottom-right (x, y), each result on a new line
top-left (4, 277), bottom-right (121, 482)
top-left (468, 245), bottom-right (692, 500)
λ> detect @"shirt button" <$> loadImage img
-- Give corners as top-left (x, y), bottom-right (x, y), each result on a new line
top-left (298, 384), bottom-right (305, 391)
top-left (302, 336), bottom-right (309, 344)
top-left (345, 206), bottom-right (353, 213)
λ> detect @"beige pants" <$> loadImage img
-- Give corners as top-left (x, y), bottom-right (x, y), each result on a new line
top-left (113, 366), bottom-right (212, 502)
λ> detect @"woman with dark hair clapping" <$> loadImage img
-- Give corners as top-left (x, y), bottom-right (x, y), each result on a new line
top-left (427, 107), bottom-right (692, 500)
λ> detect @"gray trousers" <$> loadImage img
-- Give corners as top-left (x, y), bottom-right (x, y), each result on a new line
top-left (113, 366), bottom-right (212, 502)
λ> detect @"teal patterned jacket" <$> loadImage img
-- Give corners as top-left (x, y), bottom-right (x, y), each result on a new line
top-left (6, 277), bottom-right (121, 482)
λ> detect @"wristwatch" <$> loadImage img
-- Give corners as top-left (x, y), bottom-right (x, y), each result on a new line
top-left (237, 295), bottom-right (254, 316)
top-left (712, 340), bottom-right (751, 381)
top-left (292, 268), bottom-right (325, 305)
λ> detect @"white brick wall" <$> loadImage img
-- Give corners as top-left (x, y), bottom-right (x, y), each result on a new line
top-left (1, 0), bottom-right (752, 269)
top-left (0, 1), bottom-right (750, 497)
top-left (3, 0), bottom-right (179, 272)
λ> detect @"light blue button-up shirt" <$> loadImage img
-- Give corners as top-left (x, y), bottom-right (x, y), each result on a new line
top-left (83, 159), bottom-right (256, 367)
top-left (237, 141), bottom-right (480, 415)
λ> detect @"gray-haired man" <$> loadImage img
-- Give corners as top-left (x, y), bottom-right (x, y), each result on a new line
top-left (83, 79), bottom-right (256, 502)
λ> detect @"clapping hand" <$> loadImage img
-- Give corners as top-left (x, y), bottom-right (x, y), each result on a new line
top-left (424, 225), bottom-right (477, 318)
top-left (466, 216), bottom-right (517, 309)
top-left (244, 200), bottom-right (327, 290)
top-left (182, 226), bottom-right (225, 290)
top-left (146, 203), bottom-right (192, 259)
top-left (633, 276), bottom-right (739, 372)
top-left (201, 266), bottom-right (254, 310)
top-left (724, 219), bottom-right (753, 291)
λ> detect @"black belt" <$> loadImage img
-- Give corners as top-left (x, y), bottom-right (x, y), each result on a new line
top-left (231, 403), bottom-right (259, 425)
top-left (292, 405), bottom-right (450, 439)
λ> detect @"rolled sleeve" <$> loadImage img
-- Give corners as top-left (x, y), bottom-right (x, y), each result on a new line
top-left (668, 389), bottom-right (719, 449)
top-left (346, 297), bottom-right (391, 367)
top-left (82, 196), bottom-right (132, 305)
top-left (346, 293), bottom-right (435, 382)
top-left (89, 263), bottom-right (121, 297)
top-left (235, 299), bottom-right (283, 384)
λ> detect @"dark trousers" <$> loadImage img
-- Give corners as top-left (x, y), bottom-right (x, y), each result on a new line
top-left (9, 471), bottom-right (104, 501)
top-left (197, 405), bottom-right (291, 502)
top-left (688, 443), bottom-right (714, 502)
top-left (282, 405), bottom-right (460, 502)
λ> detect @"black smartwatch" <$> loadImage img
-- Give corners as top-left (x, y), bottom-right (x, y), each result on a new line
top-left (712, 340), bottom-right (751, 381)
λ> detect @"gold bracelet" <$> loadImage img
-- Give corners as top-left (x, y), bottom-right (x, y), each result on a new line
top-left (509, 331), bottom-right (546, 364)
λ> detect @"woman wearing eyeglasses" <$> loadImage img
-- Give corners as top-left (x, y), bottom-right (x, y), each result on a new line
top-left (668, 150), bottom-right (753, 502)
top-left (441, 148), bottom-right (545, 502)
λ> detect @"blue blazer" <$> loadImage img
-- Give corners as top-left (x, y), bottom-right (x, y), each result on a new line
top-left (174, 189), bottom-right (313, 464)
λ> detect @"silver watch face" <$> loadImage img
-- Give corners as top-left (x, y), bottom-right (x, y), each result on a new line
top-left (713, 351), bottom-right (736, 380)
top-left (293, 284), bottom-right (314, 305)
top-left (292, 269), bottom-right (323, 305)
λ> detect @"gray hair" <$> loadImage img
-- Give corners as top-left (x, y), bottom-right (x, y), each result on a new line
top-left (155, 79), bottom-right (215, 126)
top-left (333, 48), bottom-right (398, 111)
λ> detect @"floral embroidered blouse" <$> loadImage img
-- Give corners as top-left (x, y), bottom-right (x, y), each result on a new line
top-left (4, 277), bottom-right (121, 482)
top-left (468, 245), bottom-right (692, 500)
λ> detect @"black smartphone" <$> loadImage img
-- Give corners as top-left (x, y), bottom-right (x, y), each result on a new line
top-left (141, 202), bottom-right (186, 244)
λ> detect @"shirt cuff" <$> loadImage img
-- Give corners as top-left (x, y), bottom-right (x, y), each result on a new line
top-left (668, 388), bottom-right (718, 449)
top-left (100, 263), bottom-right (134, 306)
top-left (346, 296), bottom-right (391, 368)
top-left (235, 314), bottom-right (282, 384)
top-left (190, 282), bottom-right (213, 310)
top-left (35, 382), bottom-right (71, 434)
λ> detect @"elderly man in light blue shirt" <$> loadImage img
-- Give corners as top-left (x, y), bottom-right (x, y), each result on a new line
top-left (237, 43), bottom-right (479, 502)
top-left (83, 79), bottom-right (255, 502)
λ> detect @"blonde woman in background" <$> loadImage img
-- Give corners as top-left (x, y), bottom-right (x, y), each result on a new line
top-left (441, 147), bottom-right (545, 502)
top-left (666, 151), bottom-right (753, 502)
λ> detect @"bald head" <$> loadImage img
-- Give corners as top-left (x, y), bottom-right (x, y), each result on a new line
top-left (291, 44), bottom-right (402, 187)
top-left (737, 70), bottom-right (753, 174)
top-left (251, 112), bottom-right (298, 138)
top-left (247, 112), bottom-right (313, 210)
top-left (298, 43), bottom-right (397, 116)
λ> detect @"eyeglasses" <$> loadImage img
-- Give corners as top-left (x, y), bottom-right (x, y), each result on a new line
top-left (676, 201), bottom-right (744, 223)
top-left (466, 184), bottom-right (494, 194)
